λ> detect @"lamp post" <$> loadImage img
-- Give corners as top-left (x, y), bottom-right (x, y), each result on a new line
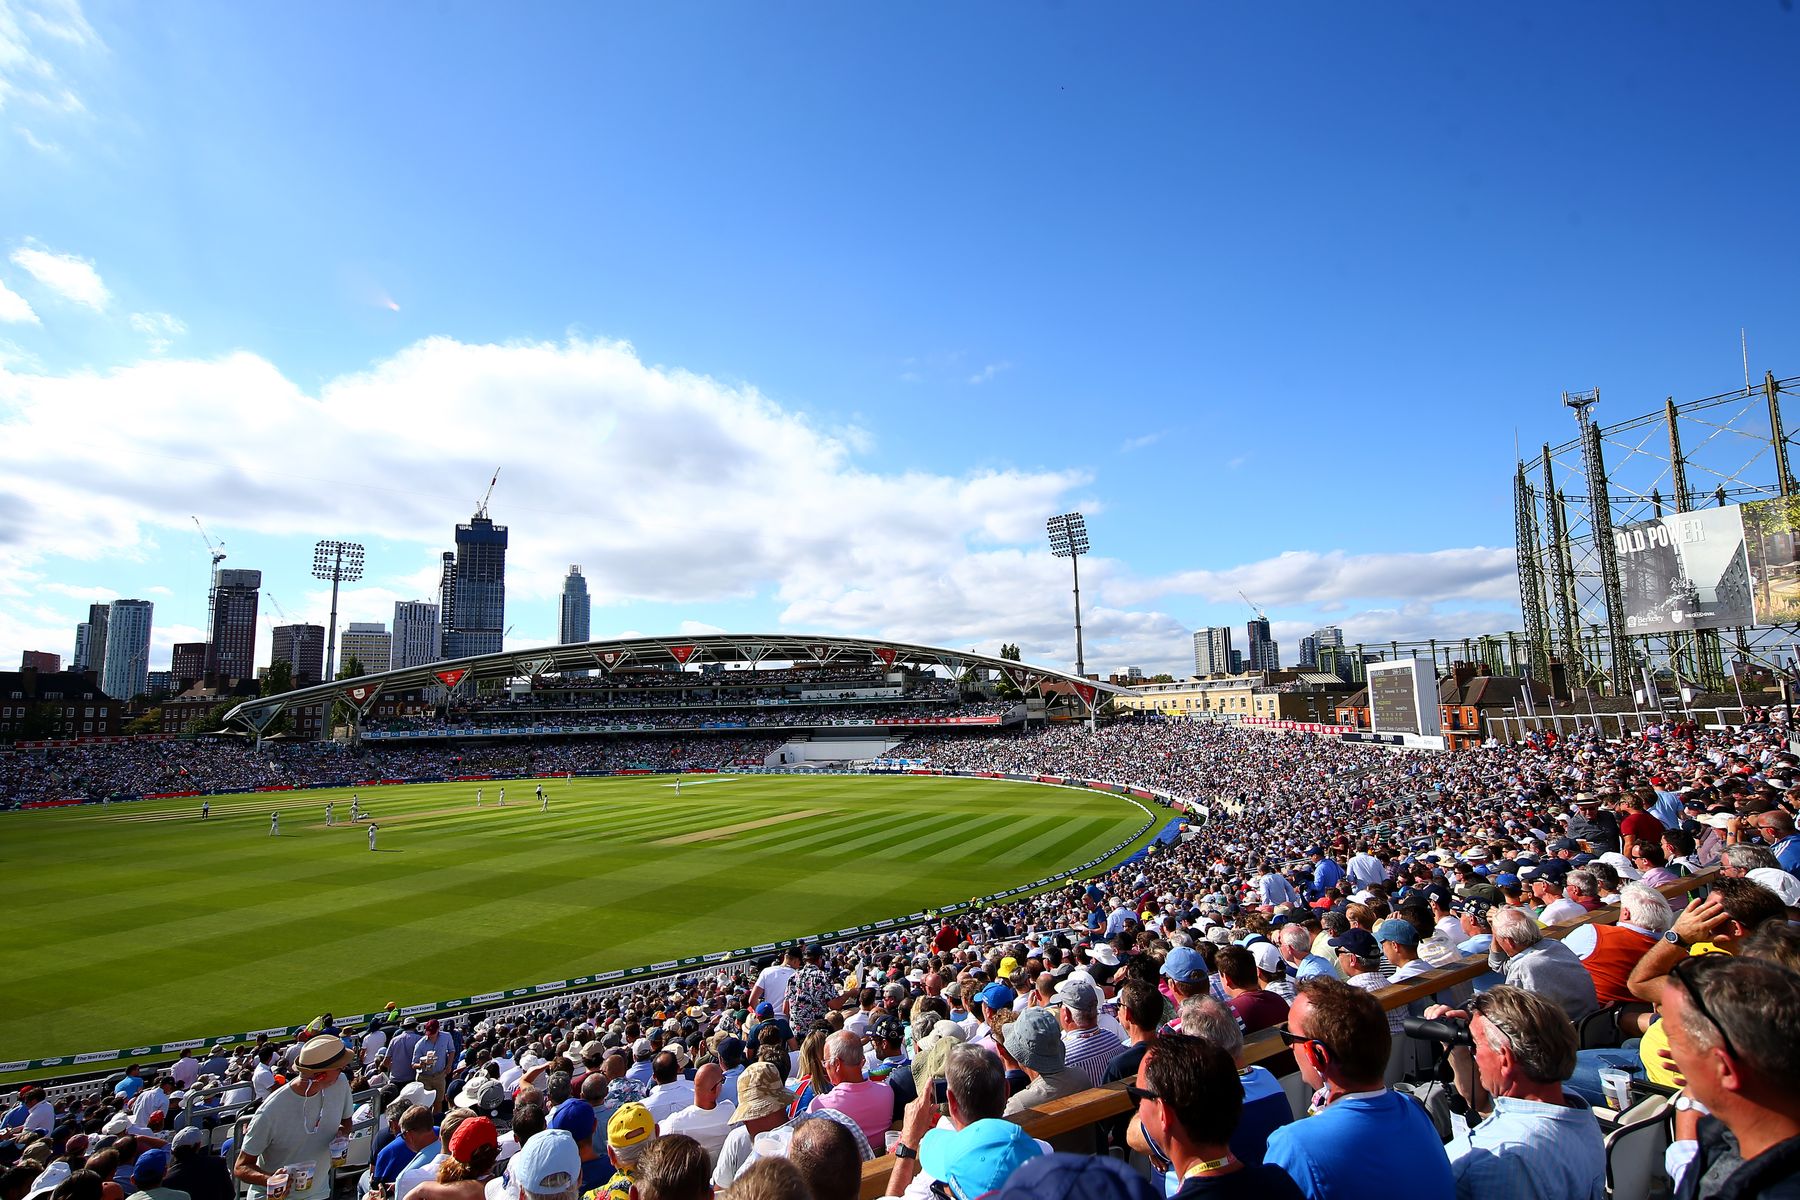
top-left (312, 540), bottom-right (365, 682)
top-left (1046, 512), bottom-right (1090, 681)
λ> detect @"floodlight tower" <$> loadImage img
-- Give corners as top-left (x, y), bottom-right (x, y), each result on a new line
top-left (312, 539), bottom-right (365, 682)
top-left (1046, 512), bottom-right (1090, 681)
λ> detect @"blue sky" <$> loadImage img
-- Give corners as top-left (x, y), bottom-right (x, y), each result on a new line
top-left (2, 1), bottom-right (1798, 678)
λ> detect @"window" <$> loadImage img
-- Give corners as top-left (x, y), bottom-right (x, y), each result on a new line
top-left (83, 722), bottom-right (93, 732)
top-left (85, 706), bottom-right (94, 717)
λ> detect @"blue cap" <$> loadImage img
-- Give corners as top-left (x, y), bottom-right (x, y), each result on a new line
top-left (995, 1153), bottom-right (1160, 1200)
top-left (133, 1149), bottom-right (171, 1185)
top-left (977, 983), bottom-right (1016, 1011)
top-left (1494, 873), bottom-right (1520, 887)
top-left (921, 1118), bottom-right (1044, 1200)
top-left (1375, 918), bottom-right (1419, 947)
top-left (754, 1001), bottom-right (774, 1018)
top-left (1159, 946), bottom-right (1207, 983)
top-left (548, 1097), bottom-right (596, 1143)
top-left (1327, 928), bottom-right (1379, 959)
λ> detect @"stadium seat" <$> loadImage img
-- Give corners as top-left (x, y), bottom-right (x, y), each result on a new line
top-left (1580, 1005), bottom-right (1624, 1050)
top-left (1603, 1092), bottom-right (1672, 1200)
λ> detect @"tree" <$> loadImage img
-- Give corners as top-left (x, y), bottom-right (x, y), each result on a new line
top-left (1149, 674), bottom-right (1175, 684)
top-left (124, 707), bottom-right (163, 735)
top-left (262, 658), bottom-right (294, 697)
top-left (184, 700), bottom-right (235, 736)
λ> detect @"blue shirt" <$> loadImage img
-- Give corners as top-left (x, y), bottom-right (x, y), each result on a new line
top-left (1651, 790), bottom-right (1685, 830)
top-left (1263, 1089), bottom-right (1454, 1200)
top-left (115, 1075), bottom-right (146, 1099)
top-left (1310, 860), bottom-right (1344, 897)
top-left (1445, 1094), bottom-right (1604, 1200)
top-left (372, 1133), bottom-right (422, 1185)
top-left (1293, 954), bottom-right (1340, 982)
top-left (1235, 1066), bottom-right (1295, 1167)
top-left (1768, 834), bottom-right (1800, 874)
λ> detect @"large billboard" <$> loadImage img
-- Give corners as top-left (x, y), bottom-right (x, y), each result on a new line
top-left (1367, 658), bottom-right (1440, 739)
top-left (1742, 495), bottom-right (1800, 626)
top-left (1614, 508), bottom-right (1755, 633)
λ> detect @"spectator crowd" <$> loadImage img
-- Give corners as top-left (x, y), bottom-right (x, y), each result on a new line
top-left (6, 712), bottom-right (1800, 1199)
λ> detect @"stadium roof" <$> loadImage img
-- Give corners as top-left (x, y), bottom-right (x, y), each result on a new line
top-left (221, 633), bottom-right (1131, 733)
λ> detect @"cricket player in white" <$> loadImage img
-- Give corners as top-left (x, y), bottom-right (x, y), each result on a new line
top-left (325, 801), bottom-right (334, 826)
top-left (498, 787), bottom-right (505, 806)
top-left (368, 824), bottom-right (378, 851)
top-left (538, 784), bottom-right (548, 813)
top-left (269, 812), bottom-right (279, 836)
top-left (476, 787), bottom-right (483, 807)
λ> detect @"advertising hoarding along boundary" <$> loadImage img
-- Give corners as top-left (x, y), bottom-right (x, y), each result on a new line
top-left (1, 769), bottom-right (1164, 1077)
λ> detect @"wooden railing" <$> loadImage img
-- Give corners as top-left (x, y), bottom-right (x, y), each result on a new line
top-left (856, 868), bottom-right (1717, 1198)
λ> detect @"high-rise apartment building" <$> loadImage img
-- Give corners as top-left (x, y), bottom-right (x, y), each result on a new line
top-left (437, 552), bottom-right (457, 657)
top-left (338, 622), bottom-right (392, 677)
top-left (560, 565), bottom-right (590, 646)
top-left (391, 601), bottom-right (441, 670)
top-left (206, 568), bottom-right (262, 681)
top-left (73, 602), bottom-right (109, 675)
top-left (1247, 617), bottom-right (1279, 672)
top-left (19, 651), bottom-right (61, 672)
top-left (1193, 627), bottom-right (1233, 676)
top-left (171, 642), bottom-right (209, 690)
top-left (101, 599), bottom-right (153, 700)
top-left (1300, 624), bottom-right (1344, 671)
top-left (443, 513), bottom-right (508, 658)
top-left (270, 623), bottom-right (327, 687)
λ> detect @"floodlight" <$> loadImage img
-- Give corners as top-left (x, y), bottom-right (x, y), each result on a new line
top-left (1046, 512), bottom-right (1091, 682)
top-left (312, 539), bottom-right (366, 681)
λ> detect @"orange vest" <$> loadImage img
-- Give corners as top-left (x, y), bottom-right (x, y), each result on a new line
top-left (1583, 923), bottom-right (1655, 1006)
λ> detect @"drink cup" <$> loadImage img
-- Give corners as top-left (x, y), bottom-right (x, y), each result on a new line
top-left (1597, 1067), bottom-right (1632, 1110)
top-left (268, 1171), bottom-right (289, 1200)
top-left (885, 1131), bottom-right (902, 1152)
top-left (330, 1137), bottom-right (349, 1167)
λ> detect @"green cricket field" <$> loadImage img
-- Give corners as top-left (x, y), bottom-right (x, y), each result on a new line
top-left (0, 773), bottom-right (1155, 1068)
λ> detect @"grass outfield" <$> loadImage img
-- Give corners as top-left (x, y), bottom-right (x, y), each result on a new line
top-left (0, 773), bottom-right (1154, 1066)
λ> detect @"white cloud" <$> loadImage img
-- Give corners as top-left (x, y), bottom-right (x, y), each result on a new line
top-left (0, 0), bottom-right (98, 141)
top-left (14, 124), bottom-right (56, 153)
top-left (130, 311), bottom-right (186, 353)
top-left (0, 276), bottom-right (37, 323)
top-left (1119, 547), bottom-right (1518, 610)
top-left (11, 244), bottom-right (109, 310)
top-left (967, 361), bottom-right (1011, 385)
top-left (1119, 431), bottom-right (1165, 453)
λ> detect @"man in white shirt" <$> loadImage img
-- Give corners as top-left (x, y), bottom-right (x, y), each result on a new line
top-left (5, 1086), bottom-right (53, 1136)
top-left (169, 1050), bottom-right (201, 1090)
top-left (659, 1062), bottom-right (735, 1164)
top-left (132, 1075), bottom-right (178, 1128)
top-left (362, 1024), bottom-right (389, 1071)
top-left (643, 1053), bottom-right (695, 1123)
top-left (251, 1048), bottom-right (279, 1100)
top-left (749, 950), bottom-right (798, 1014)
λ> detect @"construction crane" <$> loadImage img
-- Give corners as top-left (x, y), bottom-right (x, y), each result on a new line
top-left (193, 518), bottom-right (227, 674)
top-left (264, 593), bottom-right (289, 621)
top-left (475, 467), bottom-right (501, 518)
top-left (1237, 590), bottom-right (1267, 621)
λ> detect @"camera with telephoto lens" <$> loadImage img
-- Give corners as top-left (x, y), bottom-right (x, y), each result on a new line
top-left (1401, 1015), bottom-right (1475, 1047)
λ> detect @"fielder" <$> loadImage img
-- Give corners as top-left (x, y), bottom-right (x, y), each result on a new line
top-left (674, 778), bottom-right (682, 797)
top-left (201, 800), bottom-right (210, 821)
top-left (325, 801), bottom-right (334, 827)
top-left (538, 784), bottom-right (549, 813)
top-left (368, 823), bottom-right (379, 851)
top-left (269, 811), bottom-right (280, 836)
top-left (499, 787), bottom-right (506, 806)
top-left (476, 787), bottom-right (483, 807)
top-left (350, 795), bottom-right (362, 822)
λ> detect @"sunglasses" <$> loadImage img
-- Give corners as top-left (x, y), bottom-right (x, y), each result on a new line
top-left (1125, 1084), bottom-right (1160, 1105)
top-left (1670, 954), bottom-right (1752, 1062)
top-left (1278, 1026), bottom-right (1318, 1052)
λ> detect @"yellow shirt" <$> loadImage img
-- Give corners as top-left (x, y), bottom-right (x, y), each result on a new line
top-left (1639, 943), bottom-right (1728, 1085)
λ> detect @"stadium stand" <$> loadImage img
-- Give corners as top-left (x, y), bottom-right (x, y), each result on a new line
top-left (5, 713), bottom-right (1800, 1198)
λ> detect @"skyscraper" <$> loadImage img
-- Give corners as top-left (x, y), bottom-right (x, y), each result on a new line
top-left (1247, 617), bottom-right (1279, 672)
top-left (1302, 624), bottom-right (1344, 671)
top-left (437, 552), bottom-right (457, 657)
top-left (206, 568), bottom-right (262, 681)
top-left (391, 601), bottom-right (442, 670)
top-left (101, 599), bottom-right (153, 700)
top-left (560, 565), bottom-right (590, 646)
top-left (73, 602), bottom-right (109, 675)
top-left (270, 623), bottom-right (327, 687)
top-left (171, 643), bottom-right (208, 690)
top-left (443, 513), bottom-right (508, 658)
top-left (1193, 627), bottom-right (1233, 676)
top-left (338, 622), bottom-right (392, 677)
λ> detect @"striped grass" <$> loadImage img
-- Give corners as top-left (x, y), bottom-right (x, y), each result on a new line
top-left (0, 774), bottom-right (1154, 1067)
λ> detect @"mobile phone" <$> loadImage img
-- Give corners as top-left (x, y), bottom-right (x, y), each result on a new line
top-left (930, 1078), bottom-right (946, 1105)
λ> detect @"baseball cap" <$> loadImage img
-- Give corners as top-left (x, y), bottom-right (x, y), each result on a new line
top-left (1494, 873), bottom-right (1520, 888)
top-left (510, 1130), bottom-right (580, 1196)
top-left (448, 1116), bottom-right (498, 1163)
top-left (607, 1103), bottom-right (655, 1150)
top-left (1250, 943), bottom-right (1284, 974)
top-left (548, 1097), bottom-right (596, 1144)
top-left (1159, 946), bottom-right (1207, 983)
top-left (1375, 918), bottom-right (1419, 947)
top-left (754, 1002), bottom-right (774, 1018)
top-left (170, 1128), bottom-right (206, 1151)
top-left (994, 1153), bottom-right (1161, 1200)
top-left (921, 1118), bottom-right (1045, 1200)
top-left (1749, 867), bottom-right (1800, 907)
top-left (1052, 977), bottom-right (1099, 1013)
top-left (867, 1014), bottom-right (904, 1043)
top-left (1453, 897), bottom-right (1493, 923)
top-left (976, 983), bottom-right (1017, 1011)
top-left (1327, 928), bottom-right (1379, 959)
top-left (132, 1149), bottom-right (171, 1186)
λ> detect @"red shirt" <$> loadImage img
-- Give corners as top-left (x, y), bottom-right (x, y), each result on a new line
top-left (1620, 811), bottom-right (1665, 846)
top-left (1227, 988), bottom-right (1290, 1035)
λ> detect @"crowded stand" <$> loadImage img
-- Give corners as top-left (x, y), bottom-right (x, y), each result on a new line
top-left (363, 702), bottom-right (1014, 740)
top-left (6, 713), bottom-right (1800, 1199)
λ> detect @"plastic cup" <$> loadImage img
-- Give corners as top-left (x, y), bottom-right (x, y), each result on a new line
top-left (1597, 1068), bottom-right (1632, 1110)
top-left (884, 1131), bottom-right (902, 1152)
top-left (268, 1171), bottom-right (289, 1200)
top-left (330, 1137), bottom-right (349, 1167)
